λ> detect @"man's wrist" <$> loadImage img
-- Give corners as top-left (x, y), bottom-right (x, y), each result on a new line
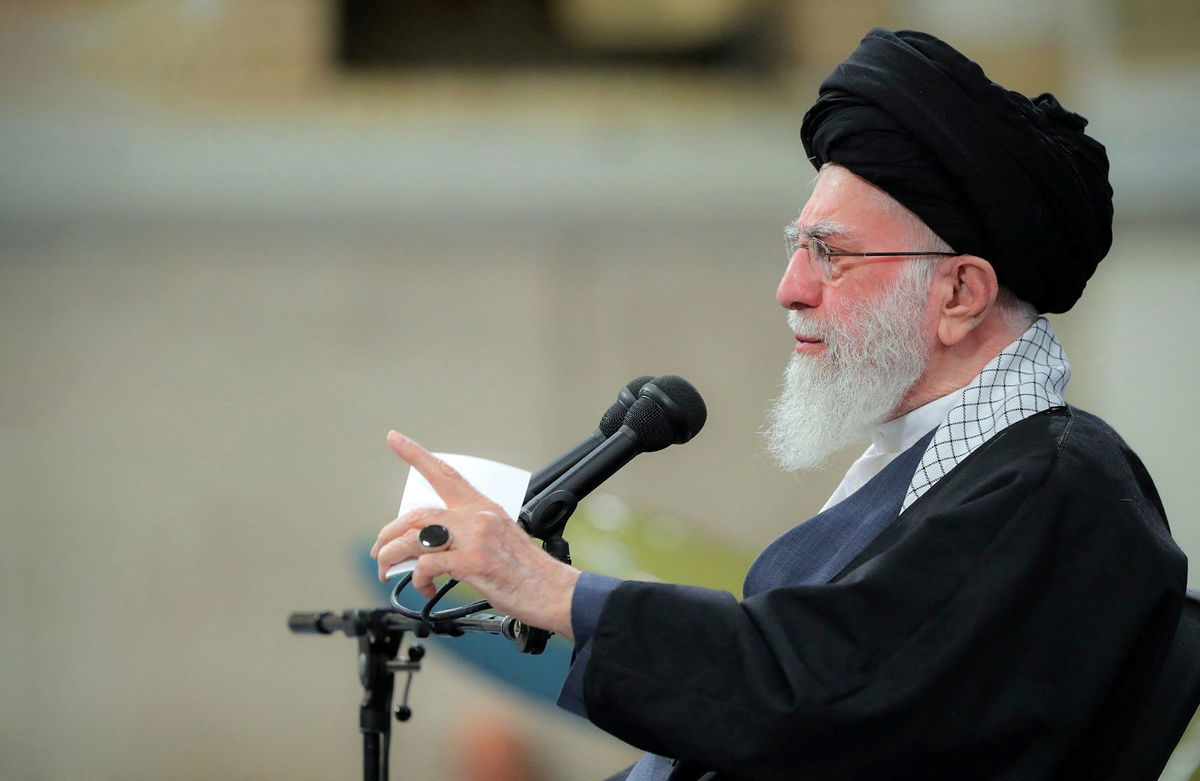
top-left (546, 564), bottom-right (582, 641)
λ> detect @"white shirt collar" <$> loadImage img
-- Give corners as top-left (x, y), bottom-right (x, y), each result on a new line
top-left (820, 388), bottom-right (963, 513)
top-left (870, 389), bottom-right (964, 456)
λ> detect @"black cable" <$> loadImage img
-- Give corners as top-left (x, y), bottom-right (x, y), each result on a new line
top-left (388, 573), bottom-right (491, 622)
top-left (420, 578), bottom-right (460, 623)
top-left (386, 530), bottom-right (574, 628)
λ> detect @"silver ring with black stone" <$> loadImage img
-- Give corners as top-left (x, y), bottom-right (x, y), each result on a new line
top-left (418, 523), bottom-right (452, 552)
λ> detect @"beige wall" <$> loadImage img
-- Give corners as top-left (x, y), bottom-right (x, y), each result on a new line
top-left (3, 2), bottom-right (1198, 779)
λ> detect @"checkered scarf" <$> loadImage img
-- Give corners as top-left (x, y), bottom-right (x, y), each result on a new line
top-left (901, 317), bottom-right (1070, 513)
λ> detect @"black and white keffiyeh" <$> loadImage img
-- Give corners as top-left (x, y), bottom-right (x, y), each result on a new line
top-left (901, 317), bottom-right (1070, 512)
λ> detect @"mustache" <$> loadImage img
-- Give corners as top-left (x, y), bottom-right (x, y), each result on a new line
top-left (787, 309), bottom-right (839, 344)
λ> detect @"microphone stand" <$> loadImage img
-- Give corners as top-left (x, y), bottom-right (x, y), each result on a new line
top-left (288, 609), bottom-right (518, 781)
top-left (293, 473), bottom-right (594, 778)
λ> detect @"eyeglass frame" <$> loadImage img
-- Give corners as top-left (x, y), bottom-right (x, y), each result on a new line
top-left (784, 223), bottom-right (958, 282)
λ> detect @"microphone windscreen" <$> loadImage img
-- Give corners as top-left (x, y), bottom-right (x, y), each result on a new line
top-left (640, 375), bottom-right (707, 444)
top-left (623, 395), bottom-right (680, 453)
top-left (625, 375), bottom-right (707, 452)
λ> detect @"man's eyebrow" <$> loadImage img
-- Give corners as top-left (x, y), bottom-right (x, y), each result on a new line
top-left (794, 217), bottom-right (853, 241)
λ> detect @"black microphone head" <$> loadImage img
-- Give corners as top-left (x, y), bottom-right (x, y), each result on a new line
top-left (624, 375), bottom-right (707, 451)
top-left (598, 375), bottom-right (655, 437)
top-left (622, 396), bottom-right (681, 453)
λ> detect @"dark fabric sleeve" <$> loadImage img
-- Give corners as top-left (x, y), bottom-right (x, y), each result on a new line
top-left (573, 572), bottom-right (625, 650)
top-left (581, 409), bottom-right (1187, 780)
top-left (557, 572), bottom-right (624, 717)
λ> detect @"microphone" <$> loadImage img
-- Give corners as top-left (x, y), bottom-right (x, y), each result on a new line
top-left (523, 375), bottom-right (655, 502)
top-left (519, 375), bottom-right (706, 540)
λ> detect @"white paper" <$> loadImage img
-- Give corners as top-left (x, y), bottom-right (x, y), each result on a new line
top-left (384, 452), bottom-right (530, 579)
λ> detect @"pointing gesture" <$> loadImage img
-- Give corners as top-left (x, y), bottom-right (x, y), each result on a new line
top-left (370, 431), bottom-right (579, 640)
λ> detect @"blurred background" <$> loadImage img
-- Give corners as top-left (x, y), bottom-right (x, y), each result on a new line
top-left (2, 1), bottom-right (1198, 779)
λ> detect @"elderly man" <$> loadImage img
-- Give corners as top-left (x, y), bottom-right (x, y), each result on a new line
top-left (372, 29), bottom-right (1187, 779)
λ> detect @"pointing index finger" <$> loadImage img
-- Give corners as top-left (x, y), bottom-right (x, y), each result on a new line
top-left (387, 431), bottom-right (481, 508)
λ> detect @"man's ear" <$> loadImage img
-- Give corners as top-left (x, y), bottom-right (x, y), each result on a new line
top-left (935, 256), bottom-right (999, 347)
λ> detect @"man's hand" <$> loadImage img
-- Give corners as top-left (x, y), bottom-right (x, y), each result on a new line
top-left (370, 431), bottom-right (580, 640)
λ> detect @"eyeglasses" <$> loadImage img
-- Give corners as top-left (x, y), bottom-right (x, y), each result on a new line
top-left (784, 224), bottom-right (958, 282)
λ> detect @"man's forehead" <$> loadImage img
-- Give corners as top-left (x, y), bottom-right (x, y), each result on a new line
top-left (793, 167), bottom-right (883, 236)
top-left (793, 168), bottom-right (920, 245)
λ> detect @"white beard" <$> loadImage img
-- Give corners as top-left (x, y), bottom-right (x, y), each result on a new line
top-left (764, 273), bottom-right (931, 471)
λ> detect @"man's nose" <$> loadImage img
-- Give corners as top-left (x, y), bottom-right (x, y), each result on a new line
top-left (776, 251), bottom-right (823, 310)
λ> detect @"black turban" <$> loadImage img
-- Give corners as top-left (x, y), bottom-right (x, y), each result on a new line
top-left (801, 29), bottom-right (1112, 313)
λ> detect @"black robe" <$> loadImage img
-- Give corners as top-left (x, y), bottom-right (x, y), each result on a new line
top-left (582, 407), bottom-right (1188, 779)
